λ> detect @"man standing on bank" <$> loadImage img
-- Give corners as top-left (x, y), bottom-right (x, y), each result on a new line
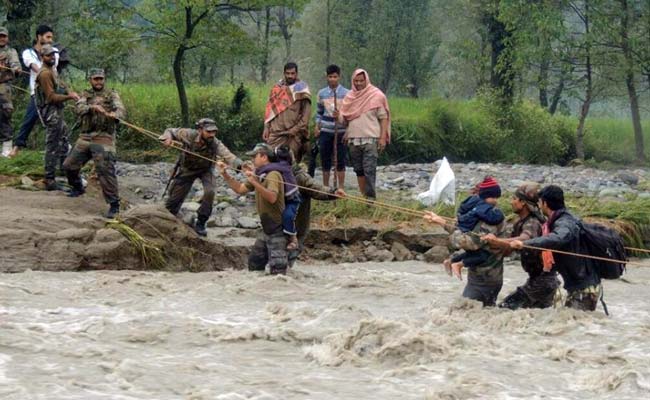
top-left (0, 26), bottom-right (21, 157)
top-left (159, 118), bottom-right (243, 236)
top-left (314, 64), bottom-right (349, 187)
top-left (64, 68), bottom-right (126, 218)
top-left (338, 69), bottom-right (390, 199)
top-left (34, 44), bottom-right (78, 191)
top-left (263, 62), bottom-right (311, 162)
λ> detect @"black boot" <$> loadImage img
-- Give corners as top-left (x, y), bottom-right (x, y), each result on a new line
top-left (66, 170), bottom-right (85, 197)
top-left (44, 179), bottom-right (62, 191)
top-left (194, 217), bottom-right (208, 237)
top-left (105, 201), bottom-right (120, 219)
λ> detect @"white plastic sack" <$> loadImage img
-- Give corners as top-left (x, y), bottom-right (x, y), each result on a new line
top-left (417, 157), bottom-right (455, 206)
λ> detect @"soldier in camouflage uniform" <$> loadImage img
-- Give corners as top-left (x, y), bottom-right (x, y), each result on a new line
top-left (425, 209), bottom-right (506, 307)
top-left (218, 143), bottom-right (289, 275)
top-left (0, 27), bottom-right (21, 157)
top-left (483, 183), bottom-right (561, 309)
top-left (159, 118), bottom-right (242, 236)
top-left (63, 68), bottom-right (126, 218)
top-left (35, 44), bottom-right (78, 190)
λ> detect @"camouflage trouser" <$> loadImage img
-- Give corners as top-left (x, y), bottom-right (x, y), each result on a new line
top-left (566, 284), bottom-right (602, 312)
top-left (40, 105), bottom-right (69, 180)
top-left (349, 141), bottom-right (378, 198)
top-left (248, 229), bottom-right (288, 274)
top-left (165, 170), bottom-right (215, 222)
top-left (463, 264), bottom-right (504, 307)
top-left (500, 272), bottom-right (561, 310)
top-left (0, 83), bottom-right (13, 142)
top-left (63, 139), bottom-right (119, 204)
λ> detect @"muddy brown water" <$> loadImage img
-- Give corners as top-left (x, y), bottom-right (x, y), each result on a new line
top-left (2, 261), bottom-right (650, 399)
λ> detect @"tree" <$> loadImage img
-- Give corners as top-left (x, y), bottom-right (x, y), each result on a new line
top-left (125, 0), bottom-right (265, 126)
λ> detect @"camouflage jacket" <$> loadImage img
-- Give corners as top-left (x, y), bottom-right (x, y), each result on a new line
top-left (293, 163), bottom-right (338, 241)
top-left (75, 88), bottom-right (126, 141)
top-left (511, 213), bottom-right (545, 277)
top-left (447, 220), bottom-right (505, 286)
top-left (0, 45), bottom-right (20, 83)
top-left (159, 128), bottom-right (242, 176)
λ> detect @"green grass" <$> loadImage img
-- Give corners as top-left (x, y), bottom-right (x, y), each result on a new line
top-left (0, 150), bottom-right (44, 177)
top-left (585, 118), bottom-right (650, 164)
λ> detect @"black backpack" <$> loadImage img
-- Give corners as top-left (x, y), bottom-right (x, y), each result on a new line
top-left (579, 222), bottom-right (627, 279)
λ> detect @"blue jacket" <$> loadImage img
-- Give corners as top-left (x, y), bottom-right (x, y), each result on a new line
top-left (456, 195), bottom-right (504, 233)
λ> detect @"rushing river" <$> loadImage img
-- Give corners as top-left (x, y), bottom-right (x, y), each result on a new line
top-left (2, 261), bottom-right (649, 399)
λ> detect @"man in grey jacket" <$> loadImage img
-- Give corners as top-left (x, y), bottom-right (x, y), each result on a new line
top-left (511, 185), bottom-right (601, 311)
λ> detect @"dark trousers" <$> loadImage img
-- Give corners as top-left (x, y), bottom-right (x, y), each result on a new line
top-left (165, 170), bottom-right (215, 222)
top-left (64, 139), bottom-right (119, 204)
top-left (42, 105), bottom-right (69, 180)
top-left (14, 95), bottom-right (39, 148)
top-left (248, 229), bottom-right (288, 273)
top-left (499, 272), bottom-right (560, 310)
top-left (282, 194), bottom-right (301, 235)
top-left (349, 141), bottom-right (378, 198)
top-left (319, 131), bottom-right (347, 171)
top-left (463, 264), bottom-right (504, 307)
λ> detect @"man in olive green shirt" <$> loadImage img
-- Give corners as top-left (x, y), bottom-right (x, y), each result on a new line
top-left (218, 143), bottom-right (288, 275)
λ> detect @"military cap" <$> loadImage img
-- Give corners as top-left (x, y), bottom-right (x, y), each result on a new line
top-left (0, 27), bottom-right (8, 36)
top-left (515, 182), bottom-right (541, 204)
top-left (196, 118), bottom-right (218, 131)
top-left (245, 143), bottom-right (274, 158)
top-left (88, 68), bottom-right (105, 78)
top-left (40, 44), bottom-right (58, 56)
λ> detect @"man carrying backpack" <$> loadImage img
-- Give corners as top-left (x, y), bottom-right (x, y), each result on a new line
top-left (510, 185), bottom-right (602, 311)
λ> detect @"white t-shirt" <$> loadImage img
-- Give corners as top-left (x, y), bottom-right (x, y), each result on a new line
top-left (21, 47), bottom-right (59, 95)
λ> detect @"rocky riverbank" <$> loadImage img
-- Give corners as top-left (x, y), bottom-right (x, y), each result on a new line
top-left (3, 159), bottom-right (648, 272)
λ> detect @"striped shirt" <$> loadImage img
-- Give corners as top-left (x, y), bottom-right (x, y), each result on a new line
top-left (315, 85), bottom-right (349, 134)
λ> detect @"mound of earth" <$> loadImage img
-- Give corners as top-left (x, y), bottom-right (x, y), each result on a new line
top-left (0, 187), bottom-right (248, 272)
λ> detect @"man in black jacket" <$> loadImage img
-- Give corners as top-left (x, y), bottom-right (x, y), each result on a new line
top-left (510, 185), bottom-right (601, 311)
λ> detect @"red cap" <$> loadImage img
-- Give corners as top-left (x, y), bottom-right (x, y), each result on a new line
top-left (478, 176), bottom-right (499, 189)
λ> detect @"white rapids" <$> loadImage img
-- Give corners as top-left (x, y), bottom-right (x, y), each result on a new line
top-left (1, 261), bottom-right (650, 399)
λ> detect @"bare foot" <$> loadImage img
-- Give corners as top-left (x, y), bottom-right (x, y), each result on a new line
top-left (451, 262), bottom-right (463, 281)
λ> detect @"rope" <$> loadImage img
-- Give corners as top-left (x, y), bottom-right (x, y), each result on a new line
top-left (0, 64), bottom-right (30, 76)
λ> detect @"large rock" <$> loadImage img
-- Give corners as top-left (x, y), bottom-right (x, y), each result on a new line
top-left (237, 216), bottom-right (259, 229)
top-left (364, 245), bottom-right (395, 262)
top-left (390, 241), bottom-right (413, 261)
top-left (424, 246), bottom-right (449, 263)
top-left (617, 172), bottom-right (639, 186)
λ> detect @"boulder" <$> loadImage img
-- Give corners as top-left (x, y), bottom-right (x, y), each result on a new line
top-left (390, 242), bottom-right (413, 261)
top-left (424, 246), bottom-right (449, 263)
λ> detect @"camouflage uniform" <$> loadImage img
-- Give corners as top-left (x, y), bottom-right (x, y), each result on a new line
top-left (449, 219), bottom-right (506, 307)
top-left (160, 127), bottom-right (242, 225)
top-left (500, 214), bottom-right (561, 310)
top-left (288, 163), bottom-right (339, 267)
top-left (35, 60), bottom-right (71, 182)
top-left (0, 40), bottom-right (20, 144)
top-left (64, 77), bottom-right (126, 204)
